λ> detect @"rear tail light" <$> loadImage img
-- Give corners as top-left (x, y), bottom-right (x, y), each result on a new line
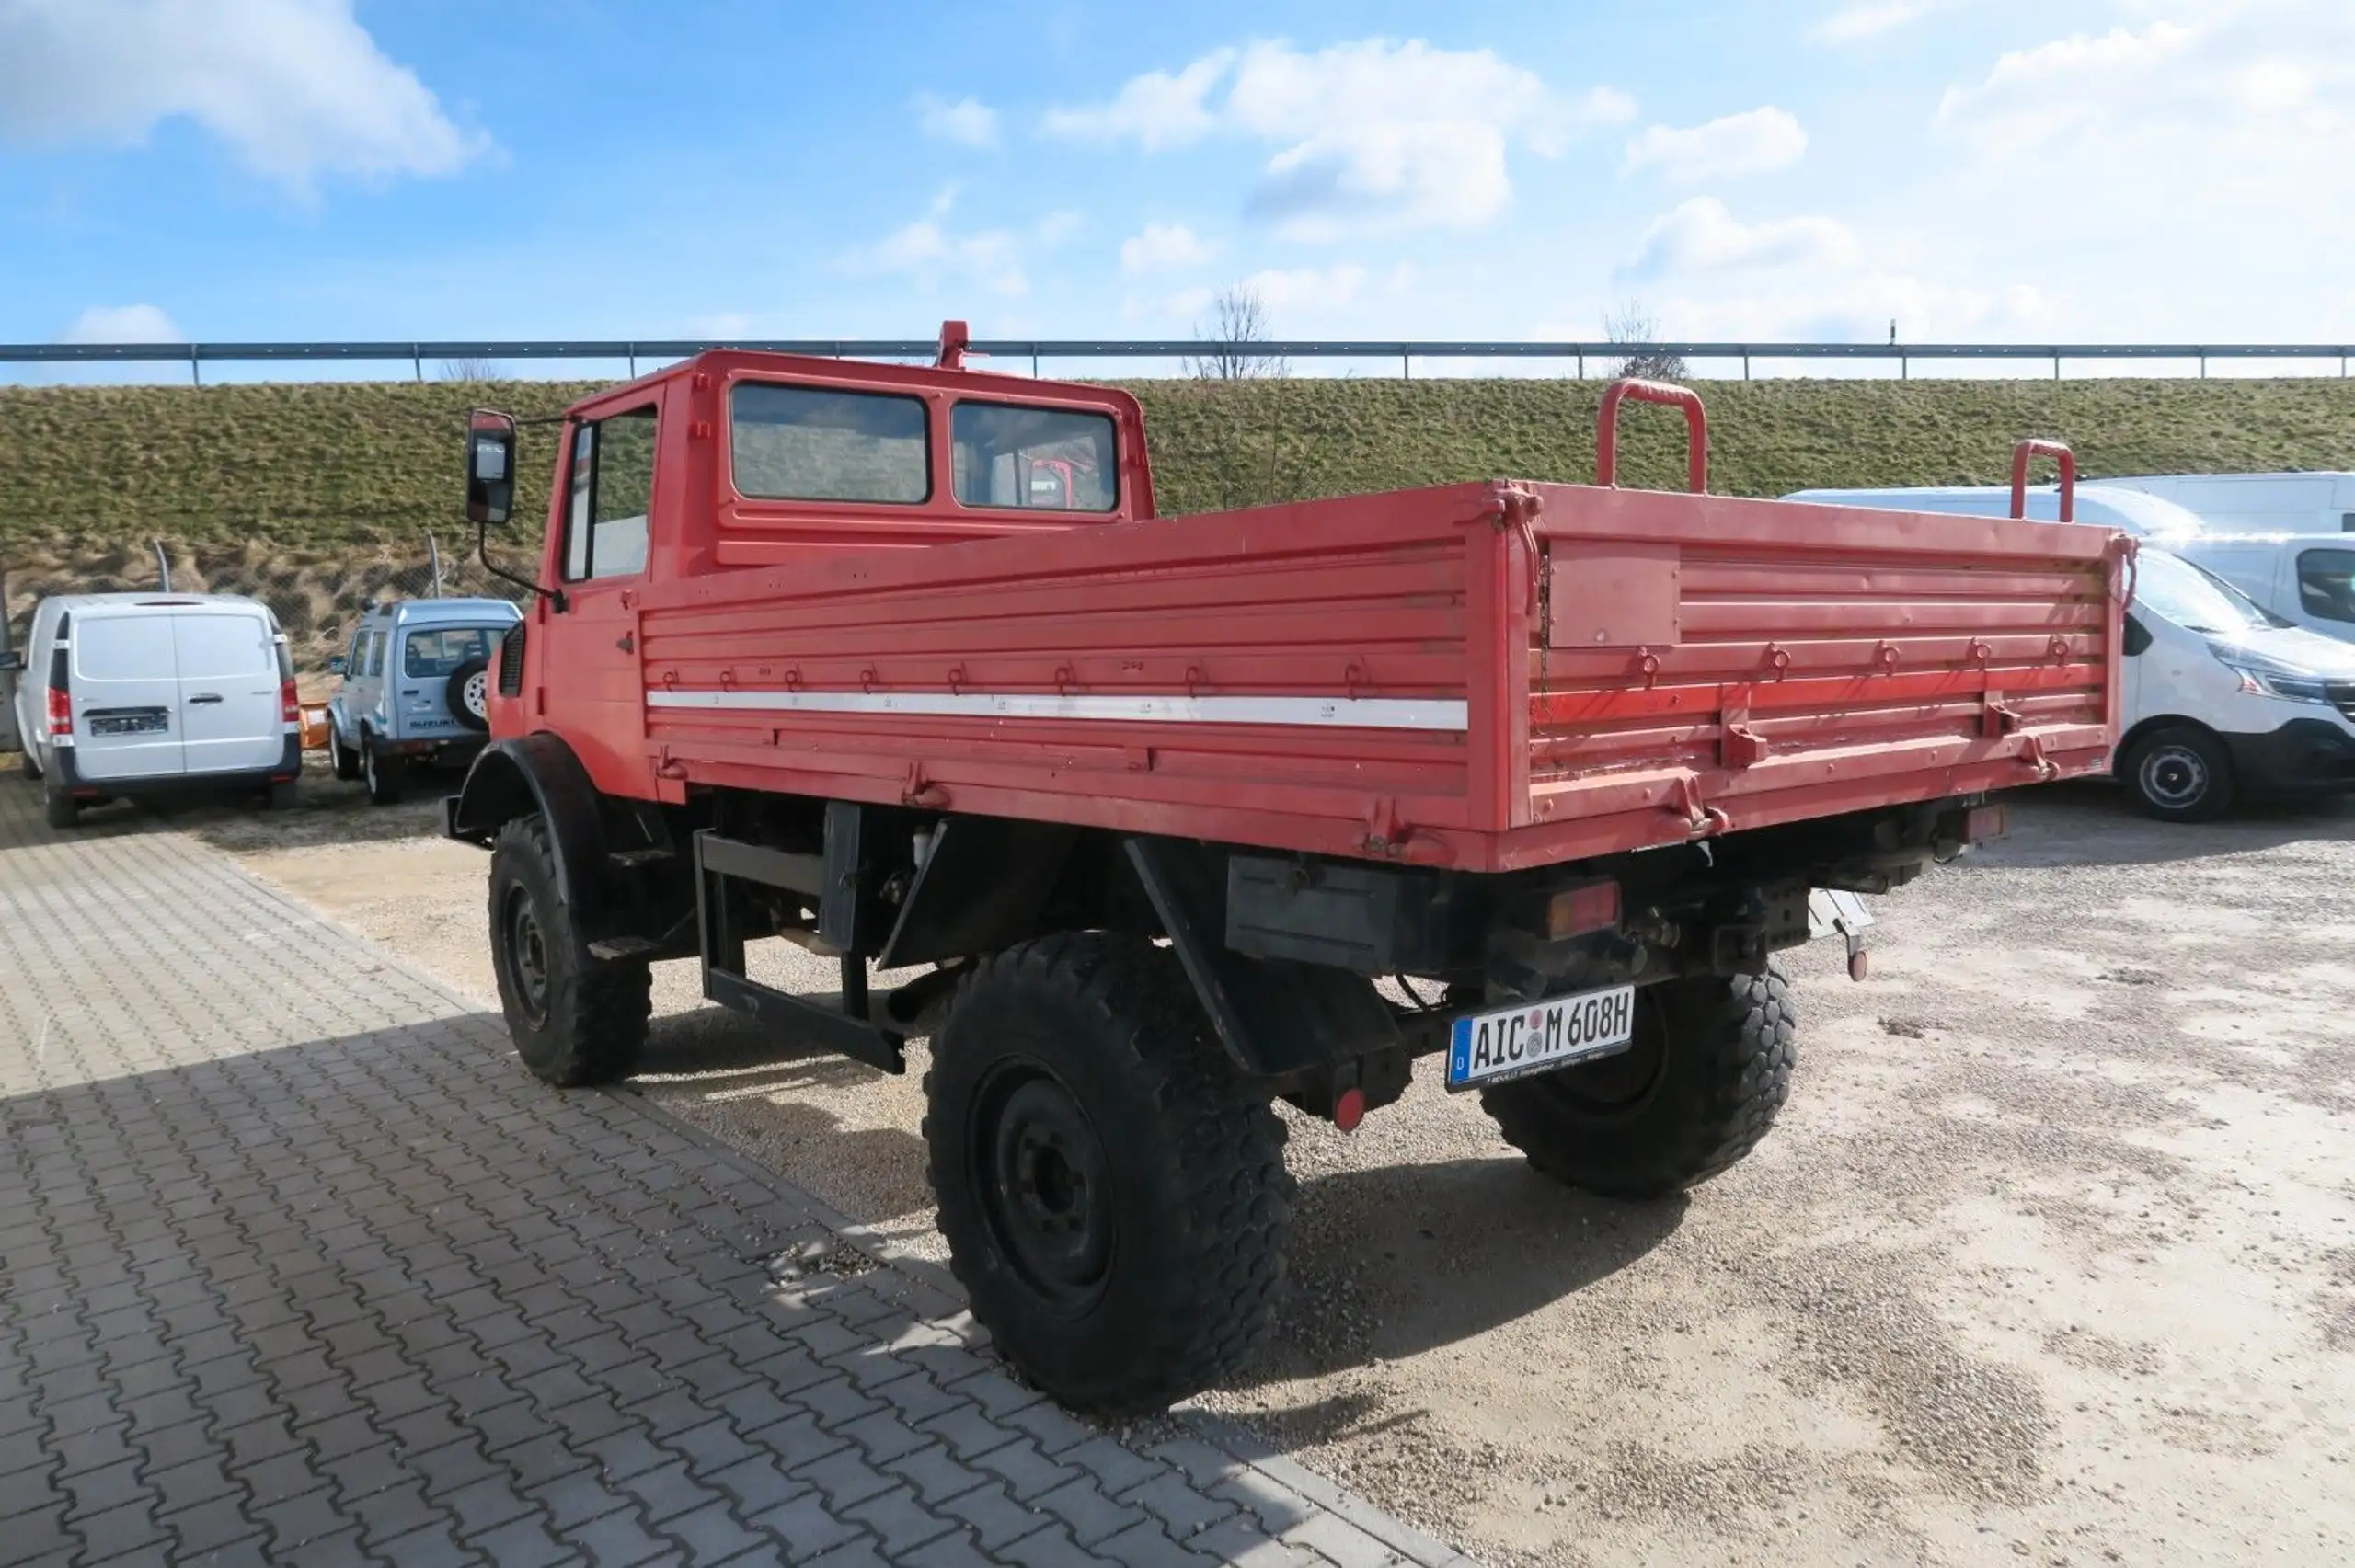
top-left (45, 685), bottom-right (70, 735)
top-left (1963, 803), bottom-right (2009, 843)
top-left (1546, 879), bottom-right (1622, 939)
top-left (280, 679), bottom-right (300, 727)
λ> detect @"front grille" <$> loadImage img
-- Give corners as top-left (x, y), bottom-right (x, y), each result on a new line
top-left (497, 623), bottom-right (526, 697)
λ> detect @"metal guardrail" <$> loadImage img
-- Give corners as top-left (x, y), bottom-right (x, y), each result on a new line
top-left (5, 338), bottom-right (2354, 383)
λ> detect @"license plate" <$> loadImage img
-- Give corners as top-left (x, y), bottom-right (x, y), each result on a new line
top-left (89, 713), bottom-right (167, 736)
top-left (1445, 983), bottom-right (1637, 1091)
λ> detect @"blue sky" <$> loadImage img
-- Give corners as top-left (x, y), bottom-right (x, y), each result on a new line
top-left (1, 0), bottom-right (2352, 371)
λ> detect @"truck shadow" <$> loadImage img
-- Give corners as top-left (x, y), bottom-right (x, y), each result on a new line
top-left (1232, 1154), bottom-right (1687, 1385)
top-left (1990, 784), bottom-right (2355, 869)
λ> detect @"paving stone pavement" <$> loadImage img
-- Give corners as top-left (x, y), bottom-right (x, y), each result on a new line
top-left (0, 783), bottom-right (1475, 1568)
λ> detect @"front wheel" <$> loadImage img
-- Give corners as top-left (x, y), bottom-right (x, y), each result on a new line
top-left (2122, 726), bottom-right (2234, 823)
top-left (1482, 959), bottom-right (1797, 1200)
top-left (488, 815), bottom-right (651, 1086)
top-left (925, 933), bottom-right (1292, 1416)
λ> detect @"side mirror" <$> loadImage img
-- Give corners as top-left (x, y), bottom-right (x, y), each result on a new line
top-left (465, 409), bottom-right (518, 526)
top-left (326, 656), bottom-right (348, 675)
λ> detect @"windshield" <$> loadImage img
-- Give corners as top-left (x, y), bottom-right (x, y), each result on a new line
top-left (2133, 549), bottom-right (2285, 635)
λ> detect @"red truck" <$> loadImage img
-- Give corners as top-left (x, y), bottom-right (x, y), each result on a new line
top-left (446, 326), bottom-right (2128, 1413)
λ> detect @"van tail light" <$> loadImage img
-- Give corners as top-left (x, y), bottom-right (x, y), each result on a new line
top-left (46, 684), bottom-right (71, 735)
top-left (280, 679), bottom-right (300, 727)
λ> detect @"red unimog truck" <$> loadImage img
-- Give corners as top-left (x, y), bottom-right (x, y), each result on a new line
top-left (445, 326), bottom-right (2129, 1413)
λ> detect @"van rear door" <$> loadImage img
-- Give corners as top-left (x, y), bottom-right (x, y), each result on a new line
top-left (172, 609), bottom-right (283, 776)
top-left (70, 609), bottom-right (186, 782)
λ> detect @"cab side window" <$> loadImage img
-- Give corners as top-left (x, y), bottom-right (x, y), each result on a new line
top-left (2297, 548), bottom-right (2355, 624)
top-left (563, 407), bottom-right (658, 582)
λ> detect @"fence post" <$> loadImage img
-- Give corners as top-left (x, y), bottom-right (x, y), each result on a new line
top-left (2053, 352), bottom-right (2062, 382)
top-left (153, 542), bottom-right (171, 591)
top-left (1742, 353), bottom-right (1751, 382)
top-left (1576, 352), bottom-right (1585, 380)
top-left (1401, 351), bottom-right (1410, 381)
top-left (428, 532), bottom-right (443, 598)
top-left (413, 347), bottom-right (423, 383)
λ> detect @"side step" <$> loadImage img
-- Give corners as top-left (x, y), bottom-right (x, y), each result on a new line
top-left (692, 829), bottom-right (905, 1075)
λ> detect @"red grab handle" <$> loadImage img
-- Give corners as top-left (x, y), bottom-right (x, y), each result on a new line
top-left (1596, 379), bottom-right (1708, 494)
top-left (2010, 439), bottom-right (2076, 523)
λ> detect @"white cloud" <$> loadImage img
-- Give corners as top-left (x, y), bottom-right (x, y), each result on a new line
top-left (1048, 38), bottom-right (1634, 238)
top-left (1812, 0), bottom-right (1948, 44)
top-left (1120, 223), bottom-right (1222, 274)
top-left (59, 303), bottom-right (185, 343)
top-left (0, 0), bottom-right (484, 192)
top-left (1624, 107), bottom-right (1807, 183)
top-left (914, 93), bottom-right (998, 149)
top-left (1623, 197), bottom-right (1858, 280)
top-left (841, 189), bottom-right (1077, 299)
top-left (1239, 265), bottom-right (1367, 312)
top-left (1042, 49), bottom-right (1235, 150)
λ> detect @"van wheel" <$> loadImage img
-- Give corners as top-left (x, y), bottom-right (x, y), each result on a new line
top-left (488, 814), bottom-right (651, 1086)
top-left (43, 784), bottom-right (78, 830)
top-left (2123, 726), bottom-right (2234, 823)
top-left (362, 737), bottom-right (403, 806)
top-left (330, 731), bottom-right (360, 782)
top-left (1481, 960), bottom-right (1797, 1200)
top-left (924, 933), bottom-right (1292, 1416)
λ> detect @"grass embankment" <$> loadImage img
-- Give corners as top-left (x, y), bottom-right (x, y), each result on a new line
top-left (4, 375), bottom-right (2352, 664)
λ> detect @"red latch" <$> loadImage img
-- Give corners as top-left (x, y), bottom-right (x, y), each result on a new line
top-left (1982, 692), bottom-right (2025, 737)
top-left (1720, 709), bottom-right (1770, 769)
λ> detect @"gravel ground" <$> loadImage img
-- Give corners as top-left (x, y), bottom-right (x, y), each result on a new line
top-left (98, 754), bottom-right (2355, 1567)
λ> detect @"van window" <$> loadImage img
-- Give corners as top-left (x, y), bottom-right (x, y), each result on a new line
top-left (951, 403), bottom-right (1118, 511)
top-left (174, 615), bottom-right (272, 679)
top-left (75, 617), bottom-right (170, 681)
top-left (404, 627), bottom-right (496, 677)
top-left (364, 628), bottom-right (386, 679)
top-left (564, 407), bottom-right (657, 581)
top-left (2297, 549), bottom-right (2355, 624)
top-left (730, 384), bottom-right (929, 504)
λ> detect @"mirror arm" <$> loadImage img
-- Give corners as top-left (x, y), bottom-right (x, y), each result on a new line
top-left (477, 520), bottom-right (565, 613)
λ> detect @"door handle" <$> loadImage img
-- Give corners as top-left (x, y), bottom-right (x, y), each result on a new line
top-left (187, 693), bottom-right (224, 704)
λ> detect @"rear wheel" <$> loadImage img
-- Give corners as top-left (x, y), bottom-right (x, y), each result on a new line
top-left (2122, 725), bottom-right (2234, 823)
top-left (924, 933), bottom-right (1292, 1415)
top-left (362, 735), bottom-right (403, 806)
top-left (488, 814), bottom-right (651, 1086)
top-left (1481, 959), bottom-right (1797, 1200)
top-left (43, 783), bottom-right (78, 830)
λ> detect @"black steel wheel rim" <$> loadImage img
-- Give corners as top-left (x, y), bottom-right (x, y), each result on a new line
top-left (1535, 985), bottom-right (1669, 1115)
top-left (971, 1063), bottom-right (1112, 1313)
top-left (2140, 744), bottom-right (2207, 809)
top-left (501, 884), bottom-right (551, 1026)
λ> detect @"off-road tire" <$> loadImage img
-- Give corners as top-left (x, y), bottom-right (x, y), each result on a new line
top-left (1481, 958), bottom-right (1796, 1200)
top-left (447, 658), bottom-right (492, 734)
top-left (362, 734), bottom-right (403, 806)
top-left (924, 933), bottom-right (1292, 1415)
top-left (43, 783), bottom-right (77, 830)
top-left (2121, 725), bottom-right (2234, 823)
top-left (488, 814), bottom-right (651, 1086)
top-left (330, 730), bottom-right (360, 782)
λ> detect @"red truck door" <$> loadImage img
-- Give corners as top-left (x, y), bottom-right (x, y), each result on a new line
top-left (541, 404), bottom-right (660, 793)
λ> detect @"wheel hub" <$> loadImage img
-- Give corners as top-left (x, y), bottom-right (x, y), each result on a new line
top-left (2141, 745), bottom-right (2206, 807)
top-left (501, 886), bottom-right (551, 1026)
top-left (975, 1070), bottom-right (1111, 1311)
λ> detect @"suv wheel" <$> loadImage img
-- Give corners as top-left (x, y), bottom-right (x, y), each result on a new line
top-left (362, 735), bottom-right (403, 806)
top-left (330, 729), bottom-right (360, 782)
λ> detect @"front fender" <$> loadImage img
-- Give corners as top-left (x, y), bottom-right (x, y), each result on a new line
top-left (446, 732), bottom-right (613, 930)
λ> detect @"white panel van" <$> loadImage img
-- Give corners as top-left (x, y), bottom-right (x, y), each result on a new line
top-left (4, 593), bottom-right (302, 828)
top-left (2101, 472), bottom-right (2355, 537)
top-left (1783, 488), bottom-right (2355, 820)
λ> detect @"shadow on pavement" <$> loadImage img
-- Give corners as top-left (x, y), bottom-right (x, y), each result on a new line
top-left (1987, 783), bottom-right (2355, 870)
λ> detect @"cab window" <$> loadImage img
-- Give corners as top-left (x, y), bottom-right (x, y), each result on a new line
top-left (951, 402), bottom-right (1118, 511)
top-left (730, 383), bottom-right (930, 504)
top-left (2297, 548), bottom-right (2355, 624)
top-left (563, 407), bottom-right (658, 582)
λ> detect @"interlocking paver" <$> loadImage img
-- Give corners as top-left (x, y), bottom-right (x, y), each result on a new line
top-left (0, 784), bottom-right (1462, 1568)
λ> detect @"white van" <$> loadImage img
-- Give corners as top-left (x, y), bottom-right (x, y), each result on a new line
top-left (2101, 472), bottom-right (2355, 537)
top-left (2165, 533), bottom-right (2355, 646)
top-left (4, 593), bottom-right (302, 828)
top-left (1781, 481), bottom-right (2207, 538)
top-left (1783, 488), bottom-right (2355, 820)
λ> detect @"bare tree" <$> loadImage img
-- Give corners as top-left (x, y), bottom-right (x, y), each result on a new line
top-left (437, 356), bottom-right (504, 383)
top-left (1185, 284), bottom-right (1290, 381)
top-left (1603, 301), bottom-right (1687, 382)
